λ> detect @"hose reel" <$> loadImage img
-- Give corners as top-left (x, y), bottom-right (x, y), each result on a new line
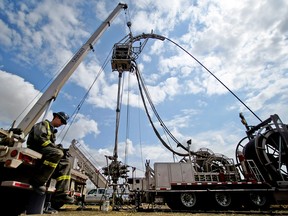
top-left (237, 114), bottom-right (288, 184)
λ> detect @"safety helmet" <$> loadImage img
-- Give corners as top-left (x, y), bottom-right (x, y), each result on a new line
top-left (53, 111), bottom-right (69, 125)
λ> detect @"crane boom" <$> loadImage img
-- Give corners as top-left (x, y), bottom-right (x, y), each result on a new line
top-left (16, 3), bottom-right (128, 136)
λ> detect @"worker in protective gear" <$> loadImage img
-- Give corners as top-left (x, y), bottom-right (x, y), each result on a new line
top-left (27, 111), bottom-right (73, 204)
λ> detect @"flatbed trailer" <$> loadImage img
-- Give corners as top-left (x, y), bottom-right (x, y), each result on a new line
top-left (127, 114), bottom-right (288, 211)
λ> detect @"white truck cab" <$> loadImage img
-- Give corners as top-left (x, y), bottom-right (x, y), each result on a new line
top-left (80, 187), bottom-right (130, 207)
top-left (84, 188), bottom-right (111, 204)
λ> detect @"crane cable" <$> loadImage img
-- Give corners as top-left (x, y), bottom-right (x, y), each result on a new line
top-left (59, 46), bottom-right (114, 143)
top-left (62, 11), bottom-right (132, 141)
top-left (164, 37), bottom-right (262, 123)
top-left (12, 55), bottom-right (76, 129)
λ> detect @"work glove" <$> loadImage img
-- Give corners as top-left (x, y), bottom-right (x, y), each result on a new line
top-left (57, 144), bottom-right (70, 158)
top-left (56, 144), bottom-right (64, 149)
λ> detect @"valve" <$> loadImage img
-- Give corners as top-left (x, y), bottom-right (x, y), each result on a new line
top-left (119, 164), bottom-right (129, 178)
top-left (102, 166), bottom-right (109, 176)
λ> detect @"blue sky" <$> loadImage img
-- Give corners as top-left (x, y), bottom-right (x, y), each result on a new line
top-left (0, 0), bottom-right (288, 178)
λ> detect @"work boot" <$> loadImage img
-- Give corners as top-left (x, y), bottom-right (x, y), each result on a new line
top-left (44, 202), bottom-right (58, 214)
top-left (44, 206), bottom-right (58, 214)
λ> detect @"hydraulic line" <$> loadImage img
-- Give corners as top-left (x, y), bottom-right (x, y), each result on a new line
top-left (115, 32), bottom-right (263, 158)
top-left (138, 70), bottom-right (180, 145)
top-left (134, 63), bottom-right (188, 157)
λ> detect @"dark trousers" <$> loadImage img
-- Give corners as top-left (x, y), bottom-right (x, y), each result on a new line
top-left (52, 157), bottom-right (71, 194)
top-left (32, 145), bottom-right (63, 185)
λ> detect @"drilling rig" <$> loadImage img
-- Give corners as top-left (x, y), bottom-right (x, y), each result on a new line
top-left (104, 27), bottom-right (288, 211)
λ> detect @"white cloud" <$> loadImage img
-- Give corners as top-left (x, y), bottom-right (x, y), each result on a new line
top-left (0, 0), bottom-right (88, 71)
top-left (0, 70), bottom-right (40, 128)
top-left (1, 0), bottom-right (288, 180)
top-left (142, 54), bottom-right (151, 62)
top-left (0, 20), bottom-right (14, 46)
top-left (61, 113), bottom-right (100, 145)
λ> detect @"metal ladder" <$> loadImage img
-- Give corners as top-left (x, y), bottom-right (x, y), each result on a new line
top-left (246, 159), bottom-right (265, 181)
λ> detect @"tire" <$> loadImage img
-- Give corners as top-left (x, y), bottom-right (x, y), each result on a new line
top-left (214, 191), bottom-right (232, 209)
top-left (245, 192), bottom-right (270, 210)
top-left (179, 192), bottom-right (197, 209)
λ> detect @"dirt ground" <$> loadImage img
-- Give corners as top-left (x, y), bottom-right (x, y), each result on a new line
top-left (26, 204), bottom-right (286, 216)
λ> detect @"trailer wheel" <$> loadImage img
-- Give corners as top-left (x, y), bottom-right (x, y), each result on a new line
top-left (179, 192), bottom-right (197, 209)
top-left (214, 192), bottom-right (232, 208)
top-left (247, 192), bottom-right (269, 209)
